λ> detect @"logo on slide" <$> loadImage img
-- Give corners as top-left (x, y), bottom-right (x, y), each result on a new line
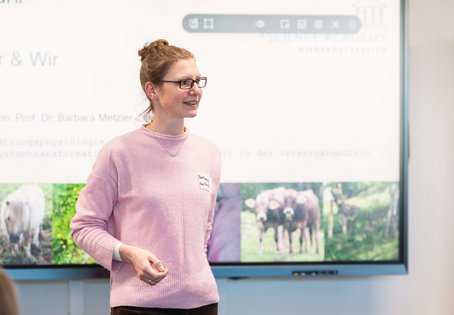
top-left (353, 0), bottom-right (386, 28)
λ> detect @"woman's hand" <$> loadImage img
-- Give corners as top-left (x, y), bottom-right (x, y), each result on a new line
top-left (119, 244), bottom-right (168, 286)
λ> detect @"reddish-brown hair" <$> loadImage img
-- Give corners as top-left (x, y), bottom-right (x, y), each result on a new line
top-left (138, 39), bottom-right (194, 120)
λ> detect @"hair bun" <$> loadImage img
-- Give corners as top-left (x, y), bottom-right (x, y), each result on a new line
top-left (150, 39), bottom-right (169, 48)
top-left (138, 39), bottom-right (169, 61)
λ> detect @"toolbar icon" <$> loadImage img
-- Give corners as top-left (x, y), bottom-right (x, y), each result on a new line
top-left (314, 19), bottom-right (324, 30)
top-left (280, 19), bottom-right (290, 29)
top-left (331, 20), bottom-right (340, 29)
top-left (297, 19), bottom-right (307, 29)
top-left (188, 18), bottom-right (199, 29)
top-left (255, 19), bottom-right (266, 29)
top-left (348, 19), bottom-right (358, 30)
top-left (203, 17), bottom-right (214, 29)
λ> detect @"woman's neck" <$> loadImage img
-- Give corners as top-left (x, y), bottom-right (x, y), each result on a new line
top-left (146, 117), bottom-right (185, 136)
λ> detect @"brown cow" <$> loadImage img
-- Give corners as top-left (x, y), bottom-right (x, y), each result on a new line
top-left (245, 187), bottom-right (286, 253)
top-left (282, 189), bottom-right (321, 254)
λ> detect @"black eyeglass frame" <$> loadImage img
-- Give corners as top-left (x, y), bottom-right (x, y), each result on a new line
top-left (156, 77), bottom-right (207, 89)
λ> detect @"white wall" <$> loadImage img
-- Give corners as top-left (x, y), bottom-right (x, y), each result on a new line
top-left (14, 0), bottom-right (454, 314)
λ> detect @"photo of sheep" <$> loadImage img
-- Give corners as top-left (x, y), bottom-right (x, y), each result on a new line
top-left (0, 184), bottom-right (52, 265)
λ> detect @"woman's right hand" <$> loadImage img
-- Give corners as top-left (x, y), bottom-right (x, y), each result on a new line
top-left (119, 244), bottom-right (169, 286)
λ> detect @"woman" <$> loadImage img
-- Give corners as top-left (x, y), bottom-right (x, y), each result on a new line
top-left (0, 268), bottom-right (20, 315)
top-left (70, 39), bottom-right (221, 315)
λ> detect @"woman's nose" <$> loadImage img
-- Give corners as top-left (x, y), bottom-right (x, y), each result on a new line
top-left (188, 84), bottom-right (202, 95)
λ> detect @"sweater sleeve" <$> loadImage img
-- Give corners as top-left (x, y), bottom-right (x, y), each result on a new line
top-left (205, 146), bottom-right (222, 248)
top-left (70, 143), bottom-right (121, 271)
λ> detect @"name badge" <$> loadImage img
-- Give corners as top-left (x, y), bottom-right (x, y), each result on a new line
top-left (197, 173), bottom-right (212, 193)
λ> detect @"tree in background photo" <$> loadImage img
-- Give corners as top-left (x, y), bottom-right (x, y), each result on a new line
top-left (52, 184), bottom-right (95, 264)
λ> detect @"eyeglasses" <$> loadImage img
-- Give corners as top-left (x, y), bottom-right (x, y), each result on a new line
top-left (157, 77), bottom-right (207, 90)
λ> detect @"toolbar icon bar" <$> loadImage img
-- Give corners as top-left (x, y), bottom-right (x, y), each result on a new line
top-left (183, 14), bottom-right (362, 34)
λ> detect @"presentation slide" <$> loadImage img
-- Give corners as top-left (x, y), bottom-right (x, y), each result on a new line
top-left (0, 0), bottom-right (402, 266)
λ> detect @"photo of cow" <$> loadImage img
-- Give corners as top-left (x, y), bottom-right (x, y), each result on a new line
top-left (241, 183), bottom-right (325, 262)
top-left (0, 184), bottom-right (52, 265)
top-left (241, 182), bottom-right (400, 263)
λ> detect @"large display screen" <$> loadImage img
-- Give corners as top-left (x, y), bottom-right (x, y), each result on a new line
top-left (0, 0), bottom-right (408, 279)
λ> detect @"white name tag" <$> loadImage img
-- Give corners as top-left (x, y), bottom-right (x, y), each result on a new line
top-left (197, 173), bottom-right (212, 193)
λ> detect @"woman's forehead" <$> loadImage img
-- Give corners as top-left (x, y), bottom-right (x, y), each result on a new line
top-left (166, 58), bottom-right (200, 77)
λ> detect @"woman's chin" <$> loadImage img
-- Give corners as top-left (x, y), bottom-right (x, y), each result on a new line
top-left (184, 109), bottom-right (198, 118)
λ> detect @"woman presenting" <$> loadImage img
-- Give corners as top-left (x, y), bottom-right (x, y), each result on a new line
top-left (71, 39), bottom-right (221, 315)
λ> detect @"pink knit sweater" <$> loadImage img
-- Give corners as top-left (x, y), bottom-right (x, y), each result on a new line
top-left (70, 126), bottom-right (221, 309)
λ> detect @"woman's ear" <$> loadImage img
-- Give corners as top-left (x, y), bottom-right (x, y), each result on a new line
top-left (144, 81), bottom-right (158, 100)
